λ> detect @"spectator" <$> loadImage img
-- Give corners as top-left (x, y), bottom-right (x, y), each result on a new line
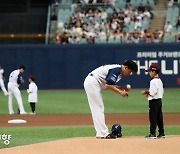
top-left (61, 32), bottom-right (69, 44)
top-left (164, 21), bottom-right (172, 33)
top-left (176, 16), bottom-right (180, 28)
top-left (152, 29), bottom-right (163, 43)
top-left (143, 8), bottom-right (151, 19)
top-left (138, 3), bottom-right (145, 12)
top-left (136, 11), bottom-right (144, 21)
top-left (152, 35), bottom-right (160, 43)
top-left (143, 29), bottom-right (152, 43)
top-left (54, 33), bottom-right (61, 44)
top-left (131, 31), bottom-right (140, 43)
top-left (176, 33), bottom-right (180, 42)
top-left (99, 28), bottom-right (106, 37)
top-left (101, 9), bottom-right (108, 20)
top-left (124, 14), bottom-right (131, 24)
top-left (87, 35), bottom-right (95, 43)
top-left (134, 19), bottom-right (142, 31)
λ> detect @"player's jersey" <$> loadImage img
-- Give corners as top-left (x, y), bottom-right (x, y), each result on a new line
top-left (8, 70), bottom-right (20, 87)
top-left (148, 77), bottom-right (164, 100)
top-left (90, 64), bottom-right (122, 87)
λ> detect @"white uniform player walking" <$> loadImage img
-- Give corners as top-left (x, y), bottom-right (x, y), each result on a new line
top-left (27, 75), bottom-right (38, 114)
top-left (8, 65), bottom-right (26, 114)
top-left (0, 66), bottom-right (8, 96)
top-left (84, 60), bottom-right (138, 139)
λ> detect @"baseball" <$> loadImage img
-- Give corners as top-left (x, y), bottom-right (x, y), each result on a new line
top-left (126, 84), bottom-right (131, 89)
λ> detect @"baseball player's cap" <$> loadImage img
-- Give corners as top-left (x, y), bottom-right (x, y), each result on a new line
top-left (145, 64), bottom-right (160, 73)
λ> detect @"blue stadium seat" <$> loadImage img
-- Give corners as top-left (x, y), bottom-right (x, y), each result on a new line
top-left (80, 38), bottom-right (87, 44)
top-left (148, 0), bottom-right (155, 8)
top-left (96, 37), bottom-right (107, 43)
top-left (117, 0), bottom-right (126, 8)
top-left (130, 0), bottom-right (141, 8)
top-left (142, 0), bottom-right (148, 6)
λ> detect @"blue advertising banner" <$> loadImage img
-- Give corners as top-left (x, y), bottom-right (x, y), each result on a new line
top-left (0, 43), bottom-right (180, 89)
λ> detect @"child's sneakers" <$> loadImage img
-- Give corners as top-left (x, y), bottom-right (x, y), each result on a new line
top-left (157, 134), bottom-right (165, 139)
top-left (145, 134), bottom-right (157, 139)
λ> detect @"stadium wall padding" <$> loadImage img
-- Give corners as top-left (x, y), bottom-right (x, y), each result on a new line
top-left (0, 43), bottom-right (180, 89)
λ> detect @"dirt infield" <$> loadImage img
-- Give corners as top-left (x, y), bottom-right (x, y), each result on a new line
top-left (1, 136), bottom-right (180, 154)
top-left (0, 113), bottom-right (180, 127)
top-left (0, 113), bottom-right (180, 153)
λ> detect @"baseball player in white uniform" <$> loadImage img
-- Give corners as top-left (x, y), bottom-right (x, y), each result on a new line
top-left (84, 60), bottom-right (138, 139)
top-left (8, 65), bottom-right (26, 115)
top-left (27, 75), bottom-right (38, 114)
top-left (0, 66), bottom-right (8, 96)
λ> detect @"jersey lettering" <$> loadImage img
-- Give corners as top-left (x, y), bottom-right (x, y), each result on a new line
top-left (105, 67), bottom-right (121, 85)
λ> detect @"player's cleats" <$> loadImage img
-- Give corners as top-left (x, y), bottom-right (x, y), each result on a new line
top-left (102, 134), bottom-right (117, 139)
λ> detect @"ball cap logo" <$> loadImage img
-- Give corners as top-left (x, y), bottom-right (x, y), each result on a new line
top-left (145, 63), bottom-right (160, 72)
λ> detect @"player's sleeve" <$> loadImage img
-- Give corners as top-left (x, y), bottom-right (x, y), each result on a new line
top-left (105, 67), bottom-right (121, 85)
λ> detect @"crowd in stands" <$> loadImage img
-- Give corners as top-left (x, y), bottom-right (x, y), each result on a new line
top-left (52, 0), bottom-right (180, 44)
top-left (52, 0), bottom-right (117, 5)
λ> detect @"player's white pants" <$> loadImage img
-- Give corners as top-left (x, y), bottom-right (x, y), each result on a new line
top-left (84, 75), bottom-right (109, 138)
top-left (8, 83), bottom-right (26, 114)
top-left (0, 78), bottom-right (8, 95)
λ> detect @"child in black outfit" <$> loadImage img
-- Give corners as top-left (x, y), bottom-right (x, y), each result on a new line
top-left (141, 63), bottom-right (165, 139)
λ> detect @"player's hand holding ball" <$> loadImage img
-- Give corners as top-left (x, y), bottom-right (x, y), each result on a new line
top-left (122, 84), bottom-right (131, 97)
top-left (120, 90), bottom-right (128, 97)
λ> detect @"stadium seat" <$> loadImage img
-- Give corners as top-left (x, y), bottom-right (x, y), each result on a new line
top-left (108, 37), bottom-right (116, 43)
top-left (106, 7), bottom-right (114, 15)
top-left (148, 0), bottom-right (155, 8)
top-left (108, 36), bottom-right (121, 43)
top-left (130, 0), bottom-right (141, 8)
top-left (142, 0), bottom-right (148, 6)
top-left (163, 33), bottom-right (175, 43)
top-left (80, 38), bottom-right (87, 44)
top-left (117, 0), bottom-right (126, 8)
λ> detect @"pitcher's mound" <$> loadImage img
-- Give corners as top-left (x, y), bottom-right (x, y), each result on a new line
top-left (1, 136), bottom-right (180, 154)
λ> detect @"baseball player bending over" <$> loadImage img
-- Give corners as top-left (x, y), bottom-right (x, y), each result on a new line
top-left (84, 60), bottom-right (138, 139)
top-left (8, 65), bottom-right (26, 115)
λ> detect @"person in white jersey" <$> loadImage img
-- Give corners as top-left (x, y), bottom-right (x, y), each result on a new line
top-left (8, 65), bottom-right (26, 115)
top-left (141, 63), bottom-right (165, 139)
top-left (27, 75), bottom-right (38, 114)
top-left (84, 60), bottom-right (138, 139)
top-left (0, 65), bottom-right (8, 96)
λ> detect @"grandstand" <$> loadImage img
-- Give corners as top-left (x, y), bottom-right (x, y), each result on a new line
top-left (0, 0), bottom-right (179, 44)
top-left (46, 0), bottom-right (180, 44)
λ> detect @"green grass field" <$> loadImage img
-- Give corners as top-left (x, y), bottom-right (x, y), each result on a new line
top-left (0, 88), bottom-right (179, 114)
top-left (0, 89), bottom-right (180, 149)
